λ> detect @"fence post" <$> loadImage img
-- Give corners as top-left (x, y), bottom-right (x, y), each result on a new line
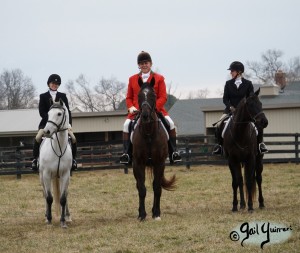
top-left (295, 133), bottom-right (299, 165)
top-left (16, 148), bottom-right (22, 180)
top-left (124, 165), bottom-right (128, 174)
top-left (185, 138), bottom-right (190, 169)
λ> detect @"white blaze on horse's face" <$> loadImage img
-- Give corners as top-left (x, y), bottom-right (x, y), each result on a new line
top-left (143, 88), bottom-right (149, 101)
top-left (43, 105), bottom-right (66, 138)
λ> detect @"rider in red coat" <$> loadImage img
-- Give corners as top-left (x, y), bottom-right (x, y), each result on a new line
top-left (120, 51), bottom-right (182, 165)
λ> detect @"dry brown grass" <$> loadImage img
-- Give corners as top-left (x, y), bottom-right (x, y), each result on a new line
top-left (0, 164), bottom-right (299, 253)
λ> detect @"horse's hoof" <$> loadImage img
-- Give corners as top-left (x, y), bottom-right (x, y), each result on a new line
top-left (248, 209), bottom-right (254, 213)
top-left (240, 205), bottom-right (246, 210)
top-left (154, 216), bottom-right (161, 221)
top-left (232, 207), bottom-right (238, 212)
top-left (61, 222), bottom-right (68, 228)
top-left (138, 216), bottom-right (146, 222)
top-left (65, 216), bottom-right (72, 222)
top-left (259, 205), bottom-right (265, 210)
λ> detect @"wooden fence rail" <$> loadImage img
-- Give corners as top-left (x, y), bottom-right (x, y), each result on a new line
top-left (0, 133), bottom-right (299, 178)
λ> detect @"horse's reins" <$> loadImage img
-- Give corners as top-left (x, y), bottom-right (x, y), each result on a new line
top-left (46, 105), bottom-right (69, 177)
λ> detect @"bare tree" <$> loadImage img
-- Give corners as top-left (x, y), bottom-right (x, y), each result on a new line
top-left (286, 56), bottom-right (300, 82)
top-left (95, 77), bottom-right (126, 111)
top-left (246, 49), bottom-right (284, 84)
top-left (247, 49), bottom-right (300, 84)
top-left (66, 75), bottom-right (126, 112)
top-left (0, 69), bottom-right (36, 110)
top-left (187, 88), bottom-right (209, 99)
top-left (66, 74), bottom-right (102, 112)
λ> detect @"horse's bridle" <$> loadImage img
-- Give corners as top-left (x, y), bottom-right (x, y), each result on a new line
top-left (47, 105), bottom-right (68, 132)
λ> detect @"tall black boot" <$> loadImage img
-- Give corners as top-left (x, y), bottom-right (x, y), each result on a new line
top-left (120, 133), bottom-right (132, 165)
top-left (71, 142), bottom-right (77, 171)
top-left (212, 127), bottom-right (223, 155)
top-left (31, 140), bottom-right (40, 171)
top-left (257, 129), bottom-right (268, 154)
top-left (168, 129), bottom-right (182, 164)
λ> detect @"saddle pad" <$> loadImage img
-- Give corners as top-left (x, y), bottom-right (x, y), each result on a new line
top-left (222, 116), bottom-right (258, 138)
top-left (130, 119), bottom-right (169, 143)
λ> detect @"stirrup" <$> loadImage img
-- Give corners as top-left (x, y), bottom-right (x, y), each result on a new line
top-left (120, 153), bottom-right (130, 164)
top-left (259, 143), bottom-right (268, 154)
top-left (172, 152), bottom-right (182, 163)
top-left (72, 159), bottom-right (77, 171)
top-left (31, 159), bottom-right (39, 171)
top-left (212, 145), bottom-right (222, 155)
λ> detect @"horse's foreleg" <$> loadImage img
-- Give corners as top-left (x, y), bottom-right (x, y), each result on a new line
top-left (245, 160), bottom-right (256, 212)
top-left (237, 168), bottom-right (246, 210)
top-left (152, 166), bottom-right (163, 220)
top-left (45, 190), bottom-right (53, 224)
top-left (60, 190), bottom-right (67, 228)
top-left (229, 163), bottom-right (239, 212)
top-left (256, 156), bottom-right (265, 209)
top-left (134, 167), bottom-right (146, 221)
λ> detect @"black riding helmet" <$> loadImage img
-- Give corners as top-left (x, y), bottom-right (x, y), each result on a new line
top-left (228, 61), bottom-right (244, 73)
top-left (47, 74), bottom-right (61, 86)
top-left (137, 51), bottom-right (152, 64)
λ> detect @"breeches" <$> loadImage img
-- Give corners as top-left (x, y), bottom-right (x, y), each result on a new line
top-left (123, 115), bottom-right (175, 133)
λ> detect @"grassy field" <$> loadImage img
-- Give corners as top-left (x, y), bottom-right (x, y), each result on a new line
top-left (0, 164), bottom-right (299, 253)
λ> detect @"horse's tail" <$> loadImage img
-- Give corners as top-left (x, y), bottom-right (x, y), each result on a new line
top-left (52, 176), bottom-right (61, 217)
top-left (161, 174), bottom-right (177, 191)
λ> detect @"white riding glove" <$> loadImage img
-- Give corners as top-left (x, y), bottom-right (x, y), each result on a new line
top-left (68, 123), bottom-right (72, 130)
top-left (128, 106), bottom-right (138, 114)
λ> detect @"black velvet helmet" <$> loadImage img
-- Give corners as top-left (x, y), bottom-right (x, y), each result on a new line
top-left (47, 74), bottom-right (61, 85)
top-left (227, 61), bottom-right (244, 73)
top-left (137, 51), bottom-right (152, 64)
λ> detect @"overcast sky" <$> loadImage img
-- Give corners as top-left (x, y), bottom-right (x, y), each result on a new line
top-left (1, 0), bottom-right (299, 98)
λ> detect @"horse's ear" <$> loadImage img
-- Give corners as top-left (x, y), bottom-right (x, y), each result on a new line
top-left (150, 77), bottom-right (155, 87)
top-left (255, 88), bottom-right (260, 96)
top-left (59, 98), bottom-right (63, 106)
top-left (138, 77), bottom-right (143, 87)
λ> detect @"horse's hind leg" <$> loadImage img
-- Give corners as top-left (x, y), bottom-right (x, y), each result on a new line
top-left (133, 166), bottom-right (147, 221)
top-left (256, 156), bottom-right (265, 209)
top-left (152, 166), bottom-right (163, 220)
top-left (65, 201), bottom-right (72, 222)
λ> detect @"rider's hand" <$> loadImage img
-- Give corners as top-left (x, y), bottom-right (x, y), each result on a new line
top-left (230, 106), bottom-right (236, 114)
top-left (68, 123), bottom-right (72, 130)
top-left (128, 106), bottom-right (138, 114)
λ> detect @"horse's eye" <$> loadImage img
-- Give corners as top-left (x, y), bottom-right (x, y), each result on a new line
top-left (58, 113), bottom-right (62, 116)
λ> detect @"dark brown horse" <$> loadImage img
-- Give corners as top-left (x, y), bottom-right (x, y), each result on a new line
top-left (223, 88), bottom-right (268, 212)
top-left (132, 77), bottom-right (176, 221)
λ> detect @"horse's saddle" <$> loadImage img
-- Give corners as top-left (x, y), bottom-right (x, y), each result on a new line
top-left (221, 116), bottom-right (258, 138)
top-left (130, 117), bottom-right (169, 143)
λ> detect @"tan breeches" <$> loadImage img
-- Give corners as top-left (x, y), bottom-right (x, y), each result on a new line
top-left (35, 129), bottom-right (77, 143)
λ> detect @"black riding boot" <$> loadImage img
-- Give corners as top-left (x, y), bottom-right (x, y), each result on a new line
top-left (120, 133), bottom-right (132, 165)
top-left (31, 140), bottom-right (40, 171)
top-left (212, 127), bottom-right (223, 155)
top-left (168, 129), bottom-right (182, 164)
top-left (71, 142), bottom-right (77, 171)
top-left (257, 129), bottom-right (268, 154)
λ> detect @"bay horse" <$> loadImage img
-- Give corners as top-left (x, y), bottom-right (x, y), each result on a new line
top-left (223, 88), bottom-right (268, 212)
top-left (39, 100), bottom-right (72, 228)
top-left (132, 77), bottom-right (176, 221)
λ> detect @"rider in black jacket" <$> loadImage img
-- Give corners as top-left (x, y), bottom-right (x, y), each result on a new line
top-left (31, 74), bottom-right (77, 171)
top-left (212, 61), bottom-right (268, 155)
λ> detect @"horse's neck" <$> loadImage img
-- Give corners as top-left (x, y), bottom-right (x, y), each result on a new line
top-left (140, 116), bottom-right (158, 135)
top-left (53, 128), bottom-right (69, 146)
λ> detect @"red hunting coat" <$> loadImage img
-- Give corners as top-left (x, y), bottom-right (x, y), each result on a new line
top-left (126, 72), bottom-right (168, 120)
